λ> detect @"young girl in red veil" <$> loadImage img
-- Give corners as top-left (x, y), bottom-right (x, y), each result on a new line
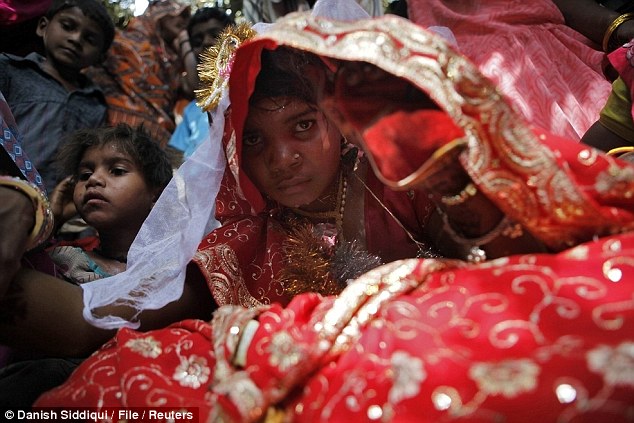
top-left (30, 6), bottom-right (634, 421)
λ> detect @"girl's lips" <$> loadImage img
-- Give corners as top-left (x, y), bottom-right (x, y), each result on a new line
top-left (277, 178), bottom-right (310, 195)
top-left (84, 192), bottom-right (107, 205)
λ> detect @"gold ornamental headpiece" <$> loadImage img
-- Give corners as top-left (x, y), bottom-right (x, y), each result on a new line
top-left (195, 22), bottom-right (257, 112)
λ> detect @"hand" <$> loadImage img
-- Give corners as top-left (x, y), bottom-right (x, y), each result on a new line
top-left (0, 186), bottom-right (35, 297)
top-left (173, 29), bottom-right (190, 55)
top-left (50, 176), bottom-right (77, 229)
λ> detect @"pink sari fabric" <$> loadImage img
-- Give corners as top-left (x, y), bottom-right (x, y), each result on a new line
top-left (408, 0), bottom-right (612, 140)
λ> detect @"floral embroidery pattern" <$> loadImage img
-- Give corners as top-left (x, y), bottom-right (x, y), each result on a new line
top-left (173, 355), bottom-right (211, 389)
top-left (469, 359), bottom-right (539, 398)
top-left (124, 336), bottom-right (162, 358)
top-left (587, 342), bottom-right (634, 387)
top-left (389, 351), bottom-right (426, 404)
top-left (268, 331), bottom-right (303, 371)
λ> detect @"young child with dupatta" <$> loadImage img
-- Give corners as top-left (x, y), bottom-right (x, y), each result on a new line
top-left (32, 4), bottom-right (634, 421)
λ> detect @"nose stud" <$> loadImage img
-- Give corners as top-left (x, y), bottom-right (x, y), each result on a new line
top-left (293, 153), bottom-right (300, 161)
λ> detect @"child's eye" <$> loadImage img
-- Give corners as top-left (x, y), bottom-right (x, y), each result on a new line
top-left (243, 135), bottom-right (261, 148)
top-left (77, 171), bottom-right (92, 181)
top-left (60, 20), bottom-right (76, 31)
top-left (84, 34), bottom-right (97, 45)
top-left (295, 120), bottom-right (315, 132)
top-left (111, 168), bottom-right (128, 176)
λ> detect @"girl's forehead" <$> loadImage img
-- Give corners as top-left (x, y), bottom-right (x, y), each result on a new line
top-left (83, 142), bottom-right (131, 158)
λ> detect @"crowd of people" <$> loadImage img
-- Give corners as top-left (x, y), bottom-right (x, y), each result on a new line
top-left (0, 0), bottom-right (634, 420)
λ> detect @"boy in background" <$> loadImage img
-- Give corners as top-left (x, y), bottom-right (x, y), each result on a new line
top-left (0, 0), bottom-right (115, 193)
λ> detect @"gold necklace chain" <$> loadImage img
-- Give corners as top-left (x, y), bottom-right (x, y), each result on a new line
top-left (352, 172), bottom-right (432, 258)
top-left (290, 170), bottom-right (348, 234)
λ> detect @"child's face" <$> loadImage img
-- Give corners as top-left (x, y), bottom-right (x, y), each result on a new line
top-left (37, 7), bottom-right (105, 71)
top-left (160, 14), bottom-right (188, 44)
top-left (73, 143), bottom-right (158, 233)
top-left (241, 97), bottom-right (342, 209)
top-left (189, 18), bottom-right (226, 59)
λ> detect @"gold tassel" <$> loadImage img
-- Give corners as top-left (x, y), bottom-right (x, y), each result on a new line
top-left (195, 23), bottom-right (257, 111)
top-left (279, 222), bottom-right (343, 297)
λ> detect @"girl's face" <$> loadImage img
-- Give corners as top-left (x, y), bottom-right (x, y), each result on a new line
top-left (73, 143), bottom-right (159, 233)
top-left (241, 97), bottom-right (342, 209)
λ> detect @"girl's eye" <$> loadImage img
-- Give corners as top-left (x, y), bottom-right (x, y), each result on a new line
top-left (243, 135), bottom-right (261, 147)
top-left (295, 120), bottom-right (314, 132)
top-left (77, 171), bottom-right (92, 181)
top-left (111, 168), bottom-right (127, 176)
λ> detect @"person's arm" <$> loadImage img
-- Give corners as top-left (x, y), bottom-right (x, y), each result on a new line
top-left (0, 186), bottom-right (35, 298)
top-left (581, 120), bottom-right (633, 151)
top-left (553, 0), bottom-right (634, 50)
top-left (420, 145), bottom-right (548, 263)
top-left (0, 263), bottom-right (215, 357)
top-left (174, 30), bottom-right (199, 99)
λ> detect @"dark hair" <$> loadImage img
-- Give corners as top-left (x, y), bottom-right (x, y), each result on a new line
top-left (46, 0), bottom-right (115, 53)
top-left (187, 7), bottom-right (234, 37)
top-left (250, 47), bottom-right (324, 108)
top-left (56, 124), bottom-right (173, 192)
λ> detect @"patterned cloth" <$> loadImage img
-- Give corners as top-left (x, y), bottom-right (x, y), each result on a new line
top-left (36, 14), bottom-right (634, 421)
top-left (85, 0), bottom-right (189, 148)
top-left (0, 90), bottom-right (43, 189)
top-left (407, 0), bottom-right (612, 140)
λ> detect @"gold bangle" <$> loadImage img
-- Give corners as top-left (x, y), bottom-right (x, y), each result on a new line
top-left (602, 12), bottom-right (634, 53)
top-left (607, 146), bottom-right (634, 156)
top-left (0, 176), bottom-right (54, 251)
top-left (440, 182), bottom-right (477, 206)
top-left (439, 210), bottom-right (524, 263)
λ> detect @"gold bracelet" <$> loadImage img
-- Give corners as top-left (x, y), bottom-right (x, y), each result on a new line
top-left (0, 176), bottom-right (54, 251)
top-left (439, 210), bottom-right (523, 263)
top-left (440, 182), bottom-right (478, 206)
top-left (607, 146), bottom-right (634, 156)
top-left (602, 12), bottom-right (634, 53)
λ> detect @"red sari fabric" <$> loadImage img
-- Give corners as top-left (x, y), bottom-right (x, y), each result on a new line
top-left (407, 0), bottom-right (612, 140)
top-left (36, 15), bottom-right (634, 420)
top-left (36, 235), bottom-right (634, 422)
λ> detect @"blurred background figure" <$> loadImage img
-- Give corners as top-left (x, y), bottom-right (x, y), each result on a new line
top-left (86, 0), bottom-right (193, 148)
top-left (168, 6), bottom-right (234, 159)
